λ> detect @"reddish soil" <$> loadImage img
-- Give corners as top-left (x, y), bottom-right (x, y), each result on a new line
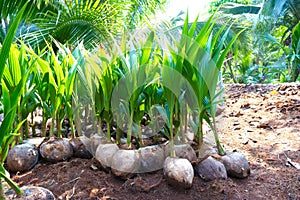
top-left (10, 84), bottom-right (300, 200)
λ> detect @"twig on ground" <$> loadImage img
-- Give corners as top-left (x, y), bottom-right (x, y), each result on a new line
top-left (61, 177), bottom-right (81, 186)
top-left (141, 175), bottom-right (163, 192)
top-left (66, 178), bottom-right (80, 200)
top-left (283, 152), bottom-right (300, 170)
top-left (62, 170), bottom-right (84, 186)
top-left (64, 170), bottom-right (85, 199)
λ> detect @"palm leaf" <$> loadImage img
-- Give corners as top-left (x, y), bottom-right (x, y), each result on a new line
top-left (0, 3), bottom-right (27, 80)
top-left (19, 0), bottom-right (164, 50)
top-left (219, 3), bottom-right (261, 14)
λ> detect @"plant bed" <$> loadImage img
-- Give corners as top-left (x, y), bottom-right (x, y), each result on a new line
top-left (6, 84), bottom-right (300, 199)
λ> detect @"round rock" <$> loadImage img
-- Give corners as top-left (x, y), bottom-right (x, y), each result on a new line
top-left (95, 143), bottom-right (119, 169)
top-left (39, 138), bottom-right (73, 162)
top-left (138, 145), bottom-right (165, 173)
top-left (221, 152), bottom-right (250, 178)
top-left (164, 143), bottom-right (197, 162)
top-left (111, 150), bottom-right (140, 178)
top-left (90, 134), bottom-right (107, 155)
top-left (70, 137), bottom-right (93, 159)
top-left (163, 157), bottom-right (194, 189)
top-left (6, 186), bottom-right (55, 200)
top-left (6, 143), bottom-right (39, 172)
top-left (196, 156), bottom-right (227, 181)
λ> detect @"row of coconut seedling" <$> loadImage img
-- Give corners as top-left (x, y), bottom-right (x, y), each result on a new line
top-left (6, 135), bottom-right (250, 189)
top-left (3, 12), bottom-right (243, 158)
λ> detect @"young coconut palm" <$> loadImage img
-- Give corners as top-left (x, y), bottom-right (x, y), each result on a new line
top-left (0, 3), bottom-right (27, 197)
top-left (111, 31), bottom-right (159, 148)
top-left (2, 43), bottom-right (39, 141)
top-left (163, 12), bottom-right (244, 155)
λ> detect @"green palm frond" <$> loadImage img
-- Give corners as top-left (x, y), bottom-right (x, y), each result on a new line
top-left (17, 0), bottom-right (165, 50)
top-left (21, 0), bottom-right (124, 49)
top-left (0, 0), bottom-right (55, 20)
top-left (0, 0), bottom-right (56, 43)
top-left (219, 2), bottom-right (261, 14)
top-left (0, 0), bottom-right (29, 19)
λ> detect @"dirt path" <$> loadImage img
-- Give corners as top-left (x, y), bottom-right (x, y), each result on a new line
top-left (10, 84), bottom-right (300, 200)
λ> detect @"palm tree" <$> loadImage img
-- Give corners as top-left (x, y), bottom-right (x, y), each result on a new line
top-left (0, 0), bottom-right (57, 42)
top-left (0, 0), bottom-right (166, 49)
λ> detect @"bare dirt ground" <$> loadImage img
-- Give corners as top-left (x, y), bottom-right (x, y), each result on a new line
top-left (10, 83), bottom-right (300, 200)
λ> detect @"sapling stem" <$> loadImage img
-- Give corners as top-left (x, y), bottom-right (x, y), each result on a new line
top-left (56, 113), bottom-right (62, 138)
top-left (212, 116), bottom-right (225, 155)
top-left (106, 121), bottom-right (111, 142)
top-left (31, 111), bottom-right (36, 137)
top-left (42, 114), bottom-right (47, 137)
top-left (184, 105), bottom-right (188, 134)
top-left (197, 117), bottom-right (204, 151)
top-left (70, 124), bottom-right (75, 138)
top-left (50, 116), bottom-right (55, 137)
top-left (98, 119), bottom-right (102, 135)
top-left (69, 116), bottom-right (76, 139)
top-left (84, 105), bottom-right (89, 129)
top-left (127, 112), bottom-right (134, 148)
top-left (169, 110), bottom-right (175, 158)
top-left (116, 127), bottom-right (122, 144)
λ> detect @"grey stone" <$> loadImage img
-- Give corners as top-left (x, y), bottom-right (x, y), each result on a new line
top-left (95, 143), bottom-right (119, 169)
top-left (39, 138), bottom-right (73, 162)
top-left (6, 143), bottom-right (39, 172)
top-left (138, 145), bottom-right (165, 173)
top-left (197, 156), bottom-right (227, 181)
top-left (221, 152), bottom-right (250, 178)
top-left (163, 157), bottom-right (194, 189)
top-left (90, 134), bottom-right (107, 155)
top-left (111, 150), bottom-right (141, 178)
top-left (164, 143), bottom-right (197, 162)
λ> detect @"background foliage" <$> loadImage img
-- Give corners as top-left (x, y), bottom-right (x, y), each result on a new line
top-left (207, 0), bottom-right (300, 83)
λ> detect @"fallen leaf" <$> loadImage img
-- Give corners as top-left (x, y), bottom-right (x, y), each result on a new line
top-left (269, 90), bottom-right (278, 95)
